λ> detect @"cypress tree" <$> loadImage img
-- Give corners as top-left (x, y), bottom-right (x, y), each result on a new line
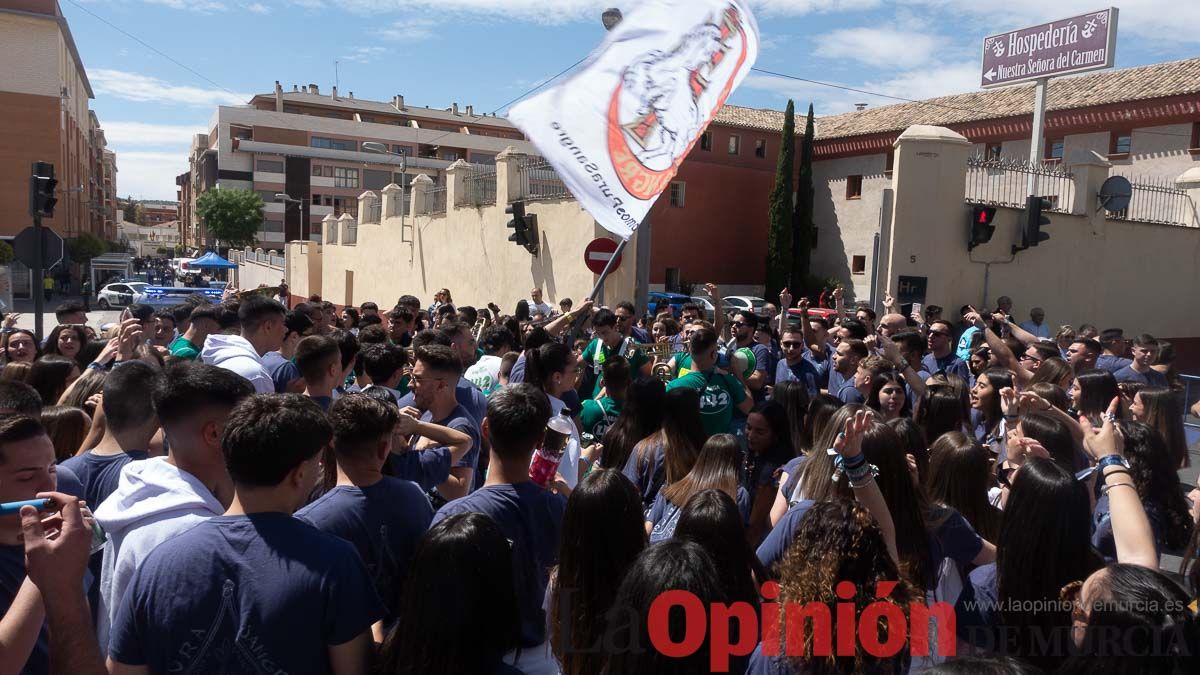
top-left (792, 103), bottom-right (815, 292)
top-left (765, 100), bottom-right (795, 301)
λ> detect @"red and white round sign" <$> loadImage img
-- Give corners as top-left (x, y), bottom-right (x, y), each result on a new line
top-left (584, 238), bottom-right (622, 275)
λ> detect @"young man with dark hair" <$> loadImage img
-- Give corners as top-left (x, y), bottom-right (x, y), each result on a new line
top-left (329, 329), bottom-right (361, 396)
top-left (95, 363), bottom-right (254, 652)
top-left (358, 301), bottom-right (379, 319)
top-left (54, 301), bottom-right (88, 326)
top-left (437, 321), bottom-right (478, 371)
top-left (465, 325), bottom-right (514, 397)
top-left (169, 305), bottom-right (219, 361)
top-left (832, 339), bottom-right (870, 403)
top-left (108, 394), bottom-right (384, 674)
top-left (0, 415), bottom-right (65, 673)
top-left (295, 335), bottom-right (343, 410)
top-left (581, 308), bottom-right (649, 398)
top-left (433, 384), bottom-right (564, 669)
top-left (261, 309), bottom-right (315, 394)
top-left (60, 361), bottom-right (161, 507)
top-left (727, 310), bottom-right (771, 401)
top-left (775, 328), bottom-right (821, 396)
top-left (296, 395), bottom-right (433, 621)
top-left (150, 311), bottom-right (176, 350)
top-left (400, 328), bottom-right (487, 429)
top-left (170, 303), bottom-right (194, 335)
top-left (1066, 337), bottom-right (1102, 372)
top-left (922, 319), bottom-right (970, 381)
top-left (0, 380), bottom-right (43, 416)
top-left (201, 296), bottom-right (286, 394)
top-left (581, 357), bottom-right (629, 439)
top-left (359, 343), bottom-right (408, 403)
top-left (612, 300), bottom-right (648, 343)
top-left (892, 330), bottom-right (932, 409)
top-left (668, 327), bottom-right (752, 437)
top-left (1096, 328), bottom-right (1133, 374)
top-left (405, 345), bottom-right (480, 503)
top-left (215, 301), bottom-right (241, 334)
top-left (386, 307), bottom-right (415, 347)
top-left (356, 323), bottom-right (388, 345)
top-left (1114, 334), bottom-right (1168, 386)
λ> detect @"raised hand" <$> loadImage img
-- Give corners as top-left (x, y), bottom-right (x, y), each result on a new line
top-left (832, 409), bottom-right (871, 458)
top-left (883, 289), bottom-right (896, 312)
top-left (999, 387), bottom-right (1019, 417)
top-left (779, 288), bottom-right (793, 311)
top-left (1081, 396), bottom-right (1124, 460)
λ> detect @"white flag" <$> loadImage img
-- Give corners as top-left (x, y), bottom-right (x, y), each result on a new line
top-left (508, 0), bottom-right (760, 240)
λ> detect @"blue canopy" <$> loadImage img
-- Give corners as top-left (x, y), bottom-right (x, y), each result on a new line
top-left (188, 251), bottom-right (237, 269)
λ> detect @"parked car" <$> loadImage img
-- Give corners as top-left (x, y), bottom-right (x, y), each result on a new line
top-left (688, 296), bottom-right (718, 322)
top-left (784, 307), bottom-right (839, 330)
top-left (721, 295), bottom-right (768, 318)
top-left (97, 282), bottom-right (148, 309)
top-left (647, 291), bottom-right (692, 318)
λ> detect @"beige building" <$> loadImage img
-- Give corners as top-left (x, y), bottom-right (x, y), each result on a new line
top-left (118, 218), bottom-right (180, 257)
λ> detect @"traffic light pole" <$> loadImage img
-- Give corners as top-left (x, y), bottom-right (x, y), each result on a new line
top-left (32, 213), bottom-right (44, 342)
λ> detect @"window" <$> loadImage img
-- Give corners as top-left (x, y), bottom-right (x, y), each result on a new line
top-left (700, 132), bottom-right (712, 151)
top-left (311, 136), bottom-right (357, 152)
top-left (985, 143), bottom-right (1002, 161)
top-left (754, 139), bottom-right (766, 158)
top-left (255, 159), bottom-right (284, 173)
top-left (728, 135), bottom-right (740, 155)
top-left (262, 219), bottom-right (284, 233)
top-left (311, 164), bottom-right (323, 176)
top-left (441, 151), bottom-right (459, 161)
top-left (1109, 131), bottom-right (1131, 156)
top-left (333, 197), bottom-right (357, 217)
top-left (312, 193), bottom-right (322, 205)
top-left (256, 190), bottom-right (277, 202)
top-left (391, 145), bottom-right (411, 156)
top-left (885, 150), bottom-right (895, 175)
top-left (1045, 138), bottom-right (1064, 161)
top-left (230, 126), bottom-right (251, 141)
top-left (852, 255), bottom-right (866, 275)
top-left (846, 175), bottom-right (863, 200)
top-left (334, 167), bottom-right (359, 188)
top-left (669, 181), bottom-right (686, 208)
top-left (363, 169), bottom-right (392, 191)
top-left (323, 166), bottom-right (334, 178)
top-left (1191, 122), bottom-right (1200, 151)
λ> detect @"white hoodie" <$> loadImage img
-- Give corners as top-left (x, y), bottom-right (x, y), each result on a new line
top-left (93, 457), bottom-right (225, 653)
top-left (201, 334), bottom-right (273, 394)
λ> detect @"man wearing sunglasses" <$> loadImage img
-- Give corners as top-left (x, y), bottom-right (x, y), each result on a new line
top-left (726, 311), bottom-right (771, 403)
top-left (923, 319), bottom-right (970, 381)
top-left (774, 329), bottom-right (819, 396)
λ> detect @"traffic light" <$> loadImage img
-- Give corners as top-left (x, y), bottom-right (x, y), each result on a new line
top-left (1022, 195), bottom-right (1052, 248)
top-left (968, 205), bottom-right (997, 251)
top-left (505, 201), bottom-right (538, 255)
top-left (29, 162), bottom-right (58, 218)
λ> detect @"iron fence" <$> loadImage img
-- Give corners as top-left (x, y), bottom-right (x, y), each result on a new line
top-left (465, 166), bottom-right (497, 206)
top-left (964, 154), bottom-right (1074, 213)
top-left (1106, 173), bottom-right (1196, 228)
top-left (517, 157), bottom-right (572, 201)
top-left (362, 201), bottom-right (381, 224)
top-left (343, 222), bottom-right (358, 245)
top-left (427, 185), bottom-right (447, 215)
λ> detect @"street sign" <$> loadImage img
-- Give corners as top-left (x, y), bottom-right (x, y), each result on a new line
top-left (981, 8), bottom-right (1117, 88)
top-left (13, 226), bottom-right (64, 270)
top-left (584, 237), bottom-right (622, 275)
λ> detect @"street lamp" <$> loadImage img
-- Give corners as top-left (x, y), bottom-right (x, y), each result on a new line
top-left (275, 192), bottom-right (311, 242)
top-left (361, 142), bottom-right (410, 220)
top-left (602, 7), bottom-right (623, 30)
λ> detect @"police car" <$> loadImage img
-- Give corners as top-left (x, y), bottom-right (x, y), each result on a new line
top-left (96, 282), bottom-right (148, 309)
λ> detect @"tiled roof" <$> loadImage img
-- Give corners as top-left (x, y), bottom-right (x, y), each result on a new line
top-left (714, 57), bottom-right (1200, 139)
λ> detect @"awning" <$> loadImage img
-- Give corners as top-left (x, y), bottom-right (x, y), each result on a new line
top-left (189, 251), bottom-right (237, 269)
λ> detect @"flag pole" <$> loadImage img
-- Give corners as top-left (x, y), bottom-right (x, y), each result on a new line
top-left (587, 235), bottom-right (630, 303)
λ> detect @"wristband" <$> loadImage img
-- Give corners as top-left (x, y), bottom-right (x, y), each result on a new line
top-left (1097, 454), bottom-right (1130, 471)
top-left (87, 362), bottom-right (105, 372)
top-left (1100, 482), bottom-right (1136, 496)
top-left (1101, 468), bottom-right (1131, 481)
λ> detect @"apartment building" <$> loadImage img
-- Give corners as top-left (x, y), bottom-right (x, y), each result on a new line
top-left (0, 0), bottom-right (111, 241)
top-left (182, 82), bottom-right (536, 247)
top-left (140, 200), bottom-right (177, 226)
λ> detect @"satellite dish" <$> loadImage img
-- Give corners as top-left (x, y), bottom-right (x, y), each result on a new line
top-left (1097, 175), bottom-right (1132, 213)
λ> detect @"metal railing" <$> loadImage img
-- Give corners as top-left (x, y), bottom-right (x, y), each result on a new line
top-left (233, 249), bottom-right (284, 269)
top-left (362, 201), bottom-right (381, 224)
top-left (269, 253), bottom-right (285, 267)
top-left (343, 222), bottom-right (357, 245)
top-left (427, 185), bottom-right (447, 215)
top-left (388, 188), bottom-right (407, 217)
top-left (964, 154), bottom-right (1074, 213)
top-left (326, 219), bottom-right (339, 245)
top-left (464, 166), bottom-right (497, 206)
top-left (1106, 173), bottom-right (1196, 228)
top-left (517, 157), bottom-right (572, 201)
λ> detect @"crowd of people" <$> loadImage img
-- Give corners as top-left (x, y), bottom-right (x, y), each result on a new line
top-left (0, 282), bottom-right (1198, 674)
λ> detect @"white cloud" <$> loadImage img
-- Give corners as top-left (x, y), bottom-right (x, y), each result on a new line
top-left (246, 2), bottom-right (271, 14)
top-left (144, 0), bottom-right (228, 12)
top-left (101, 121), bottom-right (206, 147)
top-left (862, 61), bottom-right (980, 103)
top-left (377, 17), bottom-right (439, 41)
top-left (741, 60), bottom-right (981, 115)
top-left (112, 152), bottom-right (188, 201)
top-left (341, 46), bottom-right (389, 63)
top-left (814, 27), bottom-right (941, 69)
top-left (91, 69), bottom-right (250, 107)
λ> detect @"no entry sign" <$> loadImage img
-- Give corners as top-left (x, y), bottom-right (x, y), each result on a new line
top-left (981, 8), bottom-right (1117, 88)
top-left (584, 237), bottom-right (622, 275)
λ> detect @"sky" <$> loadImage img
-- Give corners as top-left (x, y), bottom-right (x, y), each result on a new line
top-left (61, 0), bottom-right (1200, 201)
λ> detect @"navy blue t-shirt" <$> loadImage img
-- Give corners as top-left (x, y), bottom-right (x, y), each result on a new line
top-left (778, 455), bottom-right (805, 504)
top-left (296, 478), bottom-right (434, 618)
top-left (622, 439), bottom-right (665, 514)
top-left (387, 447), bottom-right (452, 492)
top-left (1096, 355), bottom-right (1132, 374)
top-left (803, 346), bottom-right (832, 390)
top-left (55, 463), bottom-right (86, 501)
top-left (648, 487), bottom-right (751, 544)
top-left (419, 404), bottom-right (481, 475)
top-left (109, 513), bottom-right (384, 673)
top-left (827, 368), bottom-right (848, 395)
top-left (837, 380), bottom-right (866, 404)
top-left (1113, 365), bottom-right (1168, 387)
top-left (922, 352), bottom-right (970, 381)
top-left (59, 450), bottom-right (149, 508)
top-left (0, 545), bottom-right (47, 675)
top-left (397, 378), bottom-right (487, 429)
top-left (756, 499), bottom-right (816, 570)
top-left (433, 482), bottom-right (566, 648)
top-left (774, 359), bottom-right (819, 397)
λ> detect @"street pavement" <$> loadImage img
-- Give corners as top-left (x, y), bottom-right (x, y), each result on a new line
top-left (9, 293), bottom-right (122, 334)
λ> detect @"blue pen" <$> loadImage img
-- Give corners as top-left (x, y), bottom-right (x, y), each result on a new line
top-left (0, 499), bottom-right (52, 516)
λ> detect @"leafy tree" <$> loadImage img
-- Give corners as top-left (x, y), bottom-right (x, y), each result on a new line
top-left (765, 100), bottom-right (795, 302)
top-left (133, 202), bottom-right (147, 226)
top-left (0, 240), bottom-right (12, 265)
top-left (67, 232), bottom-right (106, 264)
top-left (196, 188), bottom-right (263, 249)
top-left (791, 103), bottom-right (816, 294)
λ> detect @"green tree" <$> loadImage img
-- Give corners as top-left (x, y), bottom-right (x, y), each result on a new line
top-left (765, 100), bottom-right (795, 302)
top-left (0, 240), bottom-right (13, 265)
top-left (133, 202), bottom-right (147, 226)
top-left (196, 188), bottom-right (263, 249)
top-left (68, 232), bottom-right (107, 270)
top-left (122, 197), bottom-right (137, 223)
top-left (791, 103), bottom-right (816, 294)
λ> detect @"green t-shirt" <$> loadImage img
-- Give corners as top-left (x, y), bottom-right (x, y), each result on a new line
top-left (666, 369), bottom-right (746, 438)
top-left (580, 396), bottom-right (621, 440)
top-left (168, 335), bottom-right (201, 360)
top-left (581, 337), bottom-right (648, 397)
